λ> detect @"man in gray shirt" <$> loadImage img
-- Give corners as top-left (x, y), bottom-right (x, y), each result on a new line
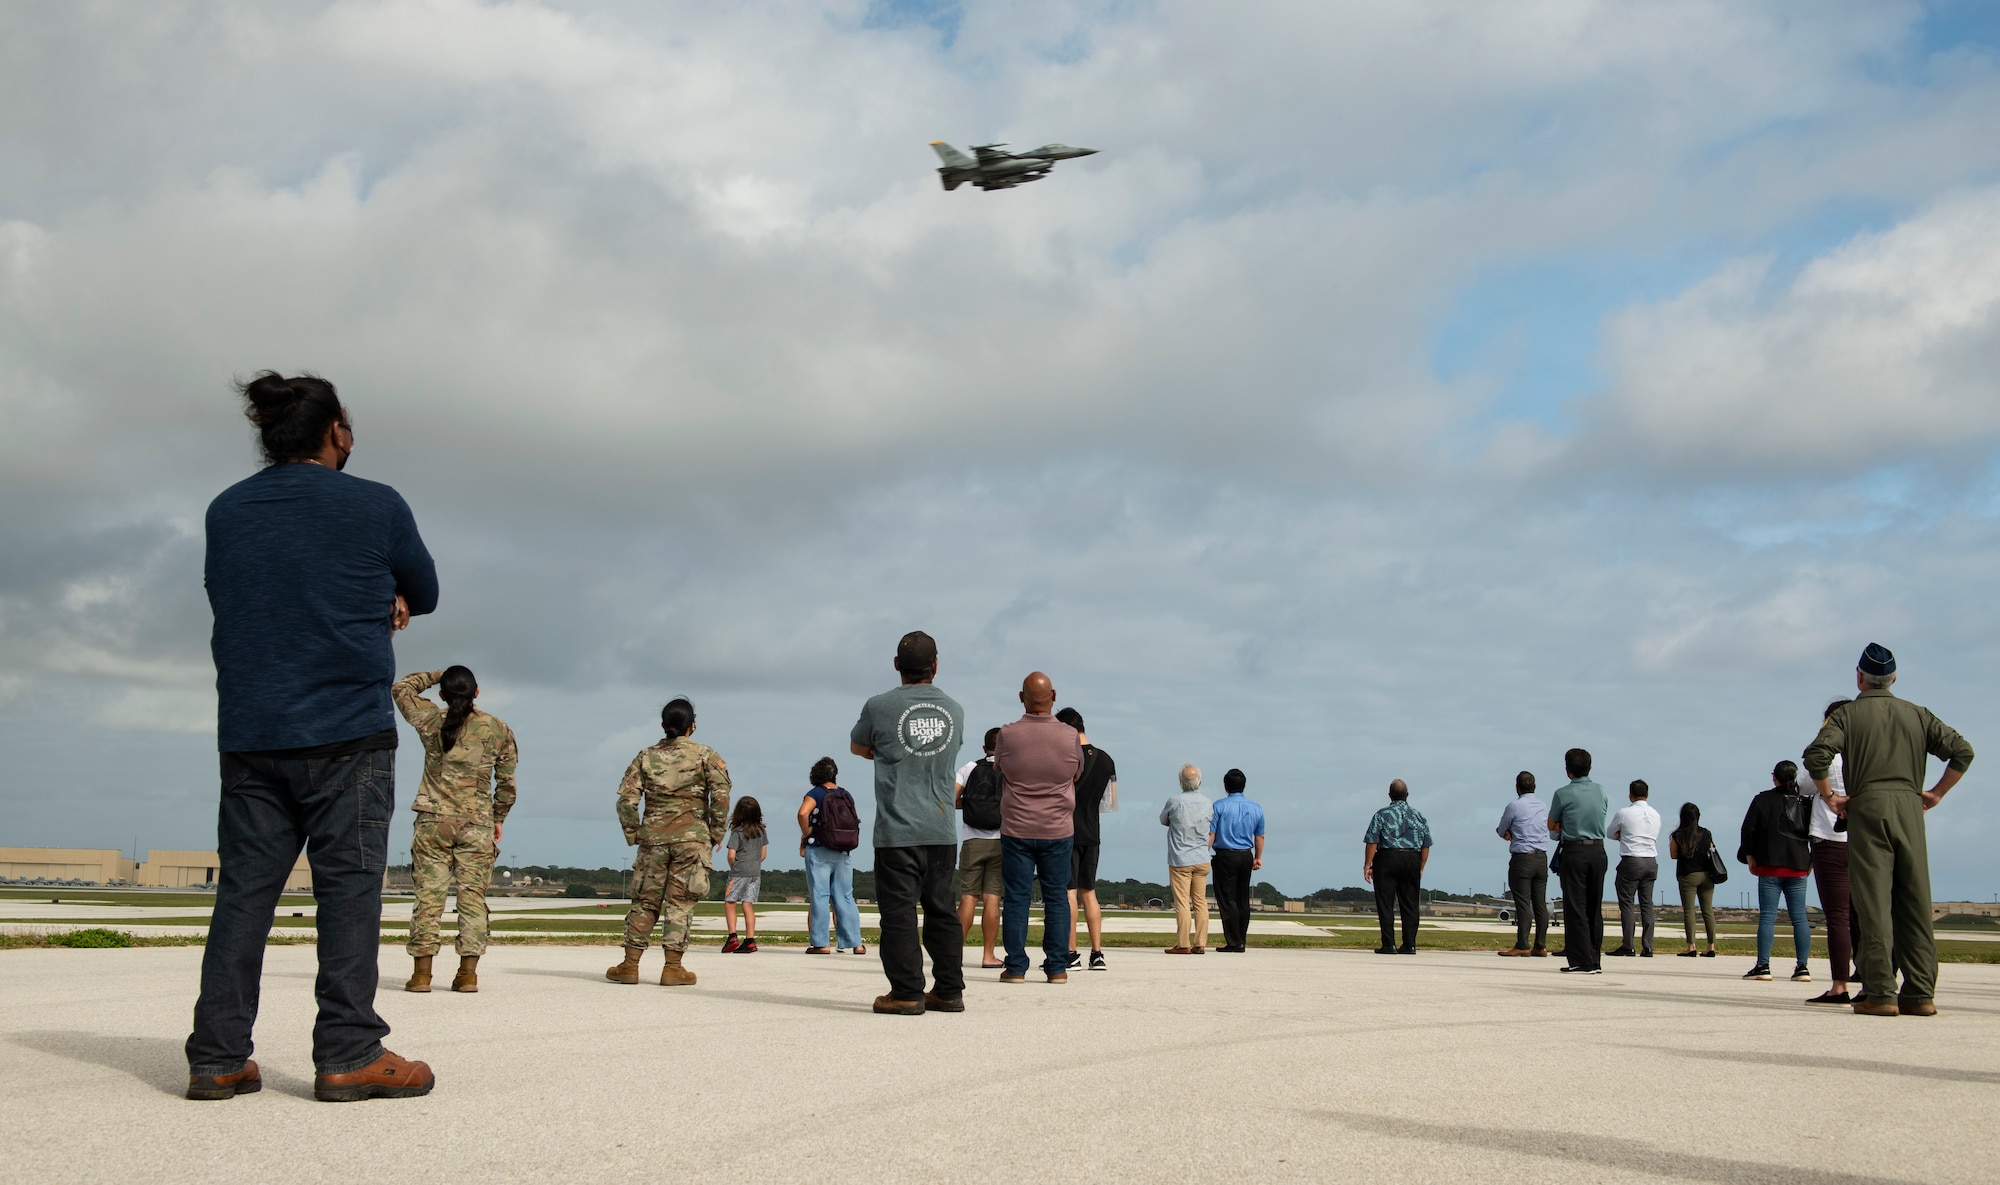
top-left (849, 631), bottom-right (966, 1015)
top-left (1495, 771), bottom-right (1551, 957)
top-left (1160, 765), bottom-right (1214, 954)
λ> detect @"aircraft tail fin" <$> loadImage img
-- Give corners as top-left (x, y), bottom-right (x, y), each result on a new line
top-left (941, 176), bottom-right (964, 191)
top-left (930, 141), bottom-right (975, 169)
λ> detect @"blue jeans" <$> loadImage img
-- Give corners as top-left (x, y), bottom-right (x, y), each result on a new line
top-left (187, 748), bottom-right (395, 1076)
top-left (804, 844), bottom-right (861, 949)
top-left (1757, 874), bottom-right (1811, 968)
top-left (1001, 835), bottom-right (1073, 977)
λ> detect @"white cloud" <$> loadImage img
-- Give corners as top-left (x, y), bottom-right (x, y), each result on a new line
top-left (1580, 185), bottom-right (2000, 470)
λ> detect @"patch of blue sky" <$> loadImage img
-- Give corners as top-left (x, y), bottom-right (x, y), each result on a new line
top-left (1692, 467), bottom-right (1955, 553)
top-left (1430, 248), bottom-right (1728, 436)
top-left (1916, 0), bottom-right (2000, 57)
top-left (1433, 196), bottom-right (1910, 442)
top-left (862, 0), bottom-right (962, 49)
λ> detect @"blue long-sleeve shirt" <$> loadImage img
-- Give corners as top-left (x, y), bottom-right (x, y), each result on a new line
top-left (206, 463), bottom-right (438, 752)
top-left (1496, 793), bottom-right (1550, 854)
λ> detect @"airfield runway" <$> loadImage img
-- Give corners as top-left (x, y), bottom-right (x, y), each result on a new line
top-left (2, 945), bottom-right (1994, 1184)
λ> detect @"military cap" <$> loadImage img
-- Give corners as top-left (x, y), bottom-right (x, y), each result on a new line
top-left (1858, 643), bottom-right (1896, 676)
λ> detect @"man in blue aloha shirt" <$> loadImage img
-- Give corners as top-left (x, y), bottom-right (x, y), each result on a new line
top-left (1363, 780), bottom-right (1432, 954)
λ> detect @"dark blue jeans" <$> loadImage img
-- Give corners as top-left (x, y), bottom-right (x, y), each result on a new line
top-left (1001, 835), bottom-right (1073, 977)
top-left (186, 748), bottom-right (395, 1076)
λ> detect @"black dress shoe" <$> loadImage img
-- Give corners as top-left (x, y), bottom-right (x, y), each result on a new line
top-left (1373, 947), bottom-right (1396, 955)
top-left (1606, 947), bottom-right (1636, 957)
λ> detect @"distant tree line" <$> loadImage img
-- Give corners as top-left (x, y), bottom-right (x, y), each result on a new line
top-left (400, 863), bottom-right (1500, 908)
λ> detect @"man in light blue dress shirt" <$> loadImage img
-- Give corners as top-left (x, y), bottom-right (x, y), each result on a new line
top-left (1496, 771), bottom-right (1551, 956)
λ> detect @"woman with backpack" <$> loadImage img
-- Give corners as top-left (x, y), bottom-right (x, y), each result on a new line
top-left (1738, 759), bottom-right (1816, 984)
top-left (797, 757), bottom-right (864, 955)
top-left (1667, 802), bottom-right (1721, 957)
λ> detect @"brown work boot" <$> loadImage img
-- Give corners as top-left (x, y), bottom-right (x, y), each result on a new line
top-left (1852, 998), bottom-right (1900, 1017)
top-left (659, 948), bottom-right (696, 986)
top-left (606, 946), bottom-right (643, 984)
top-left (404, 955), bottom-right (433, 993)
top-left (187, 1059), bottom-right (261, 1101)
top-left (1047, 971), bottom-right (1069, 984)
top-left (313, 1050), bottom-right (435, 1103)
top-left (452, 955), bottom-right (479, 993)
top-left (923, 991), bottom-right (965, 1013)
top-left (1899, 998), bottom-right (1939, 1017)
top-left (873, 994), bottom-right (925, 1015)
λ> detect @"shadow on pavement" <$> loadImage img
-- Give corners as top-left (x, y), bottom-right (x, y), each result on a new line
top-left (1666, 1048), bottom-right (2000, 1086)
top-left (1313, 1110), bottom-right (1916, 1185)
top-left (508, 967), bottom-right (615, 983)
top-left (10, 1031), bottom-right (191, 1098)
top-left (504, 968), bottom-right (867, 1013)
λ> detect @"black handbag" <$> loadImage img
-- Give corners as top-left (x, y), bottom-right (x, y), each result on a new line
top-left (1550, 839), bottom-right (1565, 878)
top-left (1705, 837), bottom-right (1730, 885)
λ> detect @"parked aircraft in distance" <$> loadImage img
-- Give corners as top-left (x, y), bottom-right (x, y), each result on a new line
top-left (930, 141), bottom-right (1098, 191)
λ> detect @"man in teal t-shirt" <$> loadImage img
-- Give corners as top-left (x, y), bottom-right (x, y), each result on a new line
top-left (1547, 749), bottom-right (1609, 974)
top-left (850, 631), bottom-right (966, 1015)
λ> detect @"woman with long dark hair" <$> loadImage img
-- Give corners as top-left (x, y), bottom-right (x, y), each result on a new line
top-left (1668, 802), bottom-right (1719, 957)
top-left (1738, 760), bottom-right (1815, 983)
top-left (392, 666), bottom-right (518, 993)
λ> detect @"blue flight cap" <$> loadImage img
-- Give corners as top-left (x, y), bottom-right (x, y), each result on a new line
top-left (1857, 643), bottom-right (1896, 677)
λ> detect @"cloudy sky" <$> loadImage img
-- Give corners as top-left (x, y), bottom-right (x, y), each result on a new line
top-left (4, 0), bottom-right (1998, 902)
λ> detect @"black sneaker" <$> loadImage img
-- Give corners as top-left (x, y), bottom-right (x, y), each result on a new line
top-left (1745, 963), bottom-right (1773, 981)
top-left (1089, 950), bottom-right (1107, 971)
top-left (1790, 964), bottom-right (1811, 982)
top-left (1065, 949), bottom-right (1082, 971)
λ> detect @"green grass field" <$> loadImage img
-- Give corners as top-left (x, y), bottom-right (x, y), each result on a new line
top-left (6, 890), bottom-right (1996, 963)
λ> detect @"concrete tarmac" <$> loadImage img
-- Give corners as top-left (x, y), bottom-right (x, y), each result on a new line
top-left (3, 945), bottom-right (1995, 1183)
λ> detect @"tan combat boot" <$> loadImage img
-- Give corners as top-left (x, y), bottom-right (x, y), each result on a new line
top-left (606, 946), bottom-right (643, 984)
top-left (659, 948), bottom-right (697, 986)
top-left (404, 955), bottom-right (433, 993)
top-left (452, 955), bottom-right (480, 993)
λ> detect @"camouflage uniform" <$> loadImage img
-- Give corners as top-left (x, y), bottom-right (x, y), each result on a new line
top-left (617, 735), bottom-right (730, 952)
top-left (393, 671), bottom-right (518, 957)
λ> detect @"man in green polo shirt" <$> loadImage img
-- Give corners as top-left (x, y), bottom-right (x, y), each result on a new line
top-left (1804, 643), bottom-right (1973, 1017)
top-left (1547, 748), bottom-right (1609, 975)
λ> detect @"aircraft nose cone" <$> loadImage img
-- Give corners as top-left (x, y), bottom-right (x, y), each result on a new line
top-left (1075, 148), bottom-right (1098, 156)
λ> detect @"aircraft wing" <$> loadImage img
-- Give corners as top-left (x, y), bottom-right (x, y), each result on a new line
top-left (972, 143), bottom-right (1013, 163)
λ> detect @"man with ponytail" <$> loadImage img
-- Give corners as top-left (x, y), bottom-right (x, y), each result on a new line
top-left (609, 697), bottom-right (732, 986)
top-left (392, 667), bottom-right (518, 993)
top-left (190, 371), bottom-right (439, 1104)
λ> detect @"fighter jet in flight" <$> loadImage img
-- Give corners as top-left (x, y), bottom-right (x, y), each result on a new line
top-left (930, 141), bottom-right (1098, 191)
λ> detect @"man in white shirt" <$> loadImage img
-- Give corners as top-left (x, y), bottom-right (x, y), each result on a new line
top-left (1607, 779), bottom-right (1662, 957)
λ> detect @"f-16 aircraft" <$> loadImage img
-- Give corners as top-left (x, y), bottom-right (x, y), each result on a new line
top-left (930, 141), bottom-right (1098, 191)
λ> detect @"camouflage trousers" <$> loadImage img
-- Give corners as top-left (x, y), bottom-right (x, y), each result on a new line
top-left (408, 814), bottom-right (497, 957)
top-left (622, 841), bottom-right (709, 953)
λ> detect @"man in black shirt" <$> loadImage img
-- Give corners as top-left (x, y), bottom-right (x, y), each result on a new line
top-left (1057, 708), bottom-right (1117, 971)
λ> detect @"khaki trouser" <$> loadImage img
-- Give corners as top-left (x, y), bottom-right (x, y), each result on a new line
top-left (407, 814), bottom-right (497, 957)
top-left (623, 841), bottom-right (710, 952)
top-left (1846, 791), bottom-right (1937, 1003)
top-left (1171, 863), bottom-right (1210, 948)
